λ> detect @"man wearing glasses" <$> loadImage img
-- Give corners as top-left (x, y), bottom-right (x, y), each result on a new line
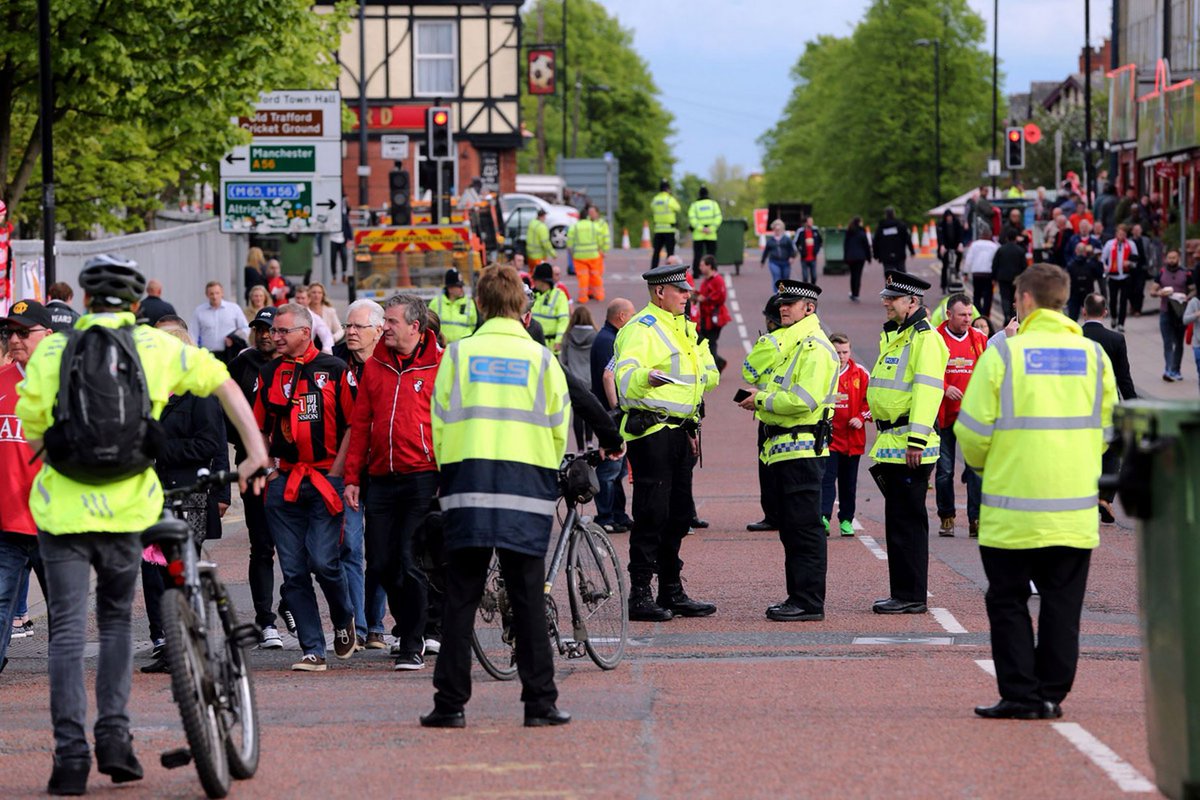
top-left (253, 304), bottom-right (359, 671)
top-left (0, 300), bottom-right (53, 674)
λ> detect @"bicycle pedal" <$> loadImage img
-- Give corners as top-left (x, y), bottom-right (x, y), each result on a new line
top-left (231, 623), bottom-right (261, 649)
top-left (564, 641), bottom-right (587, 659)
top-left (160, 748), bottom-right (192, 769)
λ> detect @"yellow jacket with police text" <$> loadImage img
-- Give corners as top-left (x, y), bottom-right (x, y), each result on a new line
top-left (866, 308), bottom-right (949, 464)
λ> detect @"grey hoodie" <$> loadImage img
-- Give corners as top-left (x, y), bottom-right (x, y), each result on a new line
top-left (559, 324), bottom-right (597, 387)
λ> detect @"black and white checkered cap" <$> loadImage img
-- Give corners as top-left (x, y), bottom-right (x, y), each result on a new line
top-left (880, 270), bottom-right (931, 298)
top-left (642, 264), bottom-right (690, 289)
top-left (775, 280), bottom-right (821, 302)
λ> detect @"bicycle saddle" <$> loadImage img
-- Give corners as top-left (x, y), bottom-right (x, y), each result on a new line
top-left (141, 514), bottom-right (191, 548)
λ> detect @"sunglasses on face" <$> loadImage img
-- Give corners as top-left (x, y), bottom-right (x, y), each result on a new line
top-left (1, 327), bottom-right (47, 340)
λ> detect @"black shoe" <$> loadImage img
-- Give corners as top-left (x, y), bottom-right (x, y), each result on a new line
top-left (525, 707), bottom-right (572, 727)
top-left (746, 519), bottom-right (777, 532)
top-left (872, 597), bottom-right (928, 615)
top-left (629, 584), bottom-right (673, 622)
top-left (657, 582), bottom-right (716, 617)
top-left (278, 602), bottom-right (297, 636)
top-left (765, 602), bottom-right (824, 622)
top-left (419, 709), bottom-right (466, 728)
top-left (95, 734), bottom-right (144, 783)
top-left (47, 757), bottom-right (90, 796)
top-left (973, 699), bottom-right (1045, 720)
top-left (139, 658), bottom-right (170, 674)
top-left (602, 522), bottom-right (630, 534)
top-left (1041, 700), bottom-right (1063, 719)
top-left (689, 517), bottom-right (709, 529)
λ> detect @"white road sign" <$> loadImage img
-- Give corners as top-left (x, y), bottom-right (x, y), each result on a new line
top-left (381, 134), bottom-right (409, 160)
top-left (219, 177), bottom-right (344, 234)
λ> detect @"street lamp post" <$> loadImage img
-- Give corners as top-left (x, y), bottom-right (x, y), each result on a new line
top-left (915, 38), bottom-right (941, 204)
top-left (571, 79), bottom-right (610, 158)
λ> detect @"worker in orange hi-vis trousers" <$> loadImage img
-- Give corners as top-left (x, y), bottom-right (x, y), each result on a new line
top-left (567, 205), bottom-right (609, 303)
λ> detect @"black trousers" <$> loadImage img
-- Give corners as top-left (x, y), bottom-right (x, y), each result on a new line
top-left (821, 451), bottom-right (860, 522)
top-left (972, 275), bottom-right (994, 319)
top-left (433, 547), bottom-right (557, 714)
top-left (243, 488), bottom-right (278, 629)
top-left (651, 233), bottom-right (676, 269)
top-left (878, 462), bottom-right (933, 603)
top-left (692, 239), bottom-right (716, 275)
top-left (329, 240), bottom-right (350, 279)
top-left (757, 422), bottom-right (780, 525)
top-left (626, 426), bottom-right (693, 586)
top-left (882, 257), bottom-right (907, 274)
top-left (772, 458), bottom-right (827, 611)
top-left (699, 326), bottom-right (725, 371)
top-left (997, 279), bottom-right (1017, 322)
top-left (846, 260), bottom-right (865, 298)
top-left (980, 546), bottom-right (1091, 704)
top-left (365, 472), bottom-right (438, 653)
top-left (1129, 269), bottom-right (1147, 314)
top-left (1107, 277), bottom-right (1130, 326)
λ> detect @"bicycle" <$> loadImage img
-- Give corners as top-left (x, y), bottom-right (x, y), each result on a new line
top-left (472, 449), bottom-right (629, 679)
top-left (143, 469), bottom-right (262, 799)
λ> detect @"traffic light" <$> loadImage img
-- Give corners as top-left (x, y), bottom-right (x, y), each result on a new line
top-left (1005, 127), bottom-right (1026, 170)
top-left (389, 168), bottom-right (411, 225)
top-left (427, 106), bottom-right (452, 160)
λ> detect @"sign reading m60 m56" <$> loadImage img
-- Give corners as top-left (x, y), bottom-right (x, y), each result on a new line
top-left (220, 90), bottom-right (343, 234)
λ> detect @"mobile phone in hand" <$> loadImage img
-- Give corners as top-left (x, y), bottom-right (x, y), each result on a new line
top-left (733, 389), bottom-right (752, 403)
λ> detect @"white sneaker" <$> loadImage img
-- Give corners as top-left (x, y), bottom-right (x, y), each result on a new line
top-left (259, 625), bottom-right (283, 649)
top-left (9, 624), bottom-right (27, 640)
top-left (423, 637), bottom-right (441, 655)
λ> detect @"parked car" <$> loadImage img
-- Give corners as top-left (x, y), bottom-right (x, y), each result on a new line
top-left (500, 193), bottom-right (578, 249)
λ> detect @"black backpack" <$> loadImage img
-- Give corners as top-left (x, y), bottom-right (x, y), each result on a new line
top-left (43, 325), bottom-right (162, 484)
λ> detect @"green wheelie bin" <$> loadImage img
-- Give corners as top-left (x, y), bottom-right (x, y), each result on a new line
top-left (1110, 400), bottom-right (1200, 799)
top-left (716, 219), bottom-right (749, 275)
top-left (822, 226), bottom-right (847, 275)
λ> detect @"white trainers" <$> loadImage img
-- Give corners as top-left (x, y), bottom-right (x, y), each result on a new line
top-left (291, 654), bottom-right (327, 672)
top-left (423, 637), bottom-right (441, 655)
top-left (259, 625), bottom-right (283, 649)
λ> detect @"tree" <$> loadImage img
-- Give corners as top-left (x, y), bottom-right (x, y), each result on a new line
top-left (759, 0), bottom-right (993, 224)
top-left (518, 0), bottom-right (675, 231)
top-left (0, 0), bottom-right (349, 235)
top-left (1021, 94), bottom-right (1108, 192)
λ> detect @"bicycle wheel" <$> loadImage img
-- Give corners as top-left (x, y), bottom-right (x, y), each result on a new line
top-left (162, 588), bottom-right (231, 799)
top-left (567, 522), bottom-right (628, 670)
top-left (471, 553), bottom-right (518, 681)
top-left (203, 579), bottom-right (259, 780)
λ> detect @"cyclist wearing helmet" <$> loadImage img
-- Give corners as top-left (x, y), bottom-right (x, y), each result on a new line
top-left (15, 254), bottom-right (270, 796)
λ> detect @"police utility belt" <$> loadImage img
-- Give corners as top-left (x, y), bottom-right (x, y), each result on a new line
top-left (874, 414), bottom-right (909, 432)
top-left (763, 408), bottom-right (833, 456)
top-left (623, 409), bottom-right (698, 437)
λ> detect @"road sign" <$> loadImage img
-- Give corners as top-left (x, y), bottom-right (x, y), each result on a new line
top-left (753, 208), bottom-right (769, 237)
top-left (381, 135), bottom-right (409, 160)
top-left (1024, 122), bottom-right (1042, 145)
top-left (220, 90), bottom-right (343, 233)
top-left (987, 159), bottom-right (1001, 177)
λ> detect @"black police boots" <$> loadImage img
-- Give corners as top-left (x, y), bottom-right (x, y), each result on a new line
top-left (657, 582), bottom-right (717, 617)
top-left (629, 583), bottom-right (673, 622)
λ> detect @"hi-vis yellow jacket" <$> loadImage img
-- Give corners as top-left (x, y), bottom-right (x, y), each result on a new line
top-left (743, 330), bottom-right (785, 390)
top-left (567, 218), bottom-right (607, 260)
top-left (429, 293), bottom-right (478, 343)
top-left (954, 309), bottom-right (1117, 550)
top-left (525, 217), bottom-right (556, 262)
top-left (613, 302), bottom-right (719, 440)
top-left (651, 192), bottom-right (682, 233)
top-left (753, 314), bottom-right (839, 464)
top-left (866, 308), bottom-right (949, 464)
top-left (531, 287), bottom-right (569, 348)
top-left (688, 199), bottom-right (723, 241)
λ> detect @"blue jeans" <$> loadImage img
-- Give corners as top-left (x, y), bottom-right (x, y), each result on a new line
top-left (936, 425), bottom-right (982, 521)
top-left (340, 499), bottom-right (387, 639)
top-left (768, 260), bottom-right (790, 286)
top-left (0, 533), bottom-right (42, 666)
top-left (820, 451), bottom-right (860, 523)
top-left (594, 455), bottom-right (631, 525)
top-left (267, 474), bottom-right (354, 657)
top-left (801, 260), bottom-right (818, 284)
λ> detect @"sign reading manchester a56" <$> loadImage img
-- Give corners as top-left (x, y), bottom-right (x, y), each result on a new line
top-left (220, 179), bottom-right (341, 233)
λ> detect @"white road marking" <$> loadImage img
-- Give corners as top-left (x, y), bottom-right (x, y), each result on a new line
top-left (727, 286), bottom-right (737, 299)
top-left (853, 636), bottom-right (953, 645)
top-left (741, 339), bottom-right (753, 354)
top-left (1052, 723), bottom-right (1156, 793)
top-left (734, 312), bottom-right (744, 323)
top-left (974, 659), bottom-right (996, 677)
top-left (737, 324), bottom-right (748, 339)
top-left (930, 607), bottom-right (967, 634)
top-left (859, 535), bottom-right (888, 560)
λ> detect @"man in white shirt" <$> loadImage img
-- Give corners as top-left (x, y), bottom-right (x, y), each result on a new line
top-left (961, 237), bottom-right (999, 319)
top-left (191, 281), bottom-right (250, 359)
top-left (1100, 224), bottom-right (1139, 332)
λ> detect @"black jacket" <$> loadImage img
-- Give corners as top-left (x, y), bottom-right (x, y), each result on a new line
top-left (872, 218), bottom-right (914, 264)
top-left (45, 300), bottom-right (79, 333)
top-left (564, 371), bottom-right (622, 450)
top-left (157, 393), bottom-right (230, 540)
top-left (843, 227), bottom-right (871, 262)
top-left (936, 217), bottom-right (962, 252)
top-left (225, 347), bottom-right (274, 458)
top-left (138, 295), bottom-right (176, 327)
top-left (992, 242), bottom-right (1027, 283)
top-left (1081, 321), bottom-right (1137, 401)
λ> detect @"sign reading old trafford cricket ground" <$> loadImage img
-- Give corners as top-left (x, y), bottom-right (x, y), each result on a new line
top-left (219, 90), bottom-right (344, 234)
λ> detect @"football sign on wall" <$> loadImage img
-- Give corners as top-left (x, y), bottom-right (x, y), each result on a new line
top-left (528, 49), bottom-right (556, 96)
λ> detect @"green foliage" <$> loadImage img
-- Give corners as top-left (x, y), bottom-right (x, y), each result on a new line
top-left (0, 0), bottom-right (351, 235)
top-left (760, 0), bottom-right (993, 224)
top-left (517, 0), bottom-right (674, 231)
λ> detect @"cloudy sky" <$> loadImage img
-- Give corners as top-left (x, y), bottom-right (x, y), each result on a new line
top-left (592, 0), bottom-right (1113, 177)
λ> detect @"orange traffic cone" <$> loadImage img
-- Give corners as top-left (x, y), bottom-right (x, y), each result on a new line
top-left (919, 224), bottom-right (931, 255)
top-left (622, 228), bottom-right (631, 249)
top-left (640, 221), bottom-right (651, 249)
top-left (911, 226), bottom-right (921, 255)
top-left (928, 221), bottom-right (938, 254)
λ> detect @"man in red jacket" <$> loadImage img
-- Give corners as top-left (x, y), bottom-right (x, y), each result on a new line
top-left (935, 293), bottom-right (987, 537)
top-left (0, 300), bottom-right (53, 672)
top-left (344, 294), bottom-right (443, 671)
top-left (821, 333), bottom-right (871, 537)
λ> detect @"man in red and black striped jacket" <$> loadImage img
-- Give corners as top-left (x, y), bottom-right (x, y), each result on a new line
top-left (254, 303), bottom-right (358, 672)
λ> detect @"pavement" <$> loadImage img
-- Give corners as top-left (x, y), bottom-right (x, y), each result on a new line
top-left (0, 249), bottom-right (1169, 799)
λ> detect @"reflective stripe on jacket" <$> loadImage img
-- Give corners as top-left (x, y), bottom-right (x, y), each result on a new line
top-left (526, 218), bottom-right (556, 262)
top-left (688, 199), bottom-right (723, 240)
top-left (866, 308), bottom-right (949, 464)
top-left (567, 219), bottom-right (605, 259)
top-left (954, 309), bottom-right (1117, 550)
top-left (430, 293), bottom-right (478, 343)
top-left (431, 317), bottom-right (569, 556)
top-left (651, 192), bottom-right (681, 233)
top-left (531, 287), bottom-right (570, 348)
top-left (754, 314), bottom-right (839, 464)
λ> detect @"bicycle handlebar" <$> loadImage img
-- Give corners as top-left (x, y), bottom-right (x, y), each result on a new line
top-left (163, 469), bottom-right (257, 500)
top-left (559, 449), bottom-right (605, 472)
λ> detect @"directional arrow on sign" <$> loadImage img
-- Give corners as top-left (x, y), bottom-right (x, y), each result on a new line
top-left (318, 199), bottom-right (337, 210)
top-left (225, 153), bottom-right (246, 165)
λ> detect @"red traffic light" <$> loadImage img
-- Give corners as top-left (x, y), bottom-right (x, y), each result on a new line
top-left (1008, 129), bottom-right (1021, 142)
top-left (432, 111), bottom-right (448, 126)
